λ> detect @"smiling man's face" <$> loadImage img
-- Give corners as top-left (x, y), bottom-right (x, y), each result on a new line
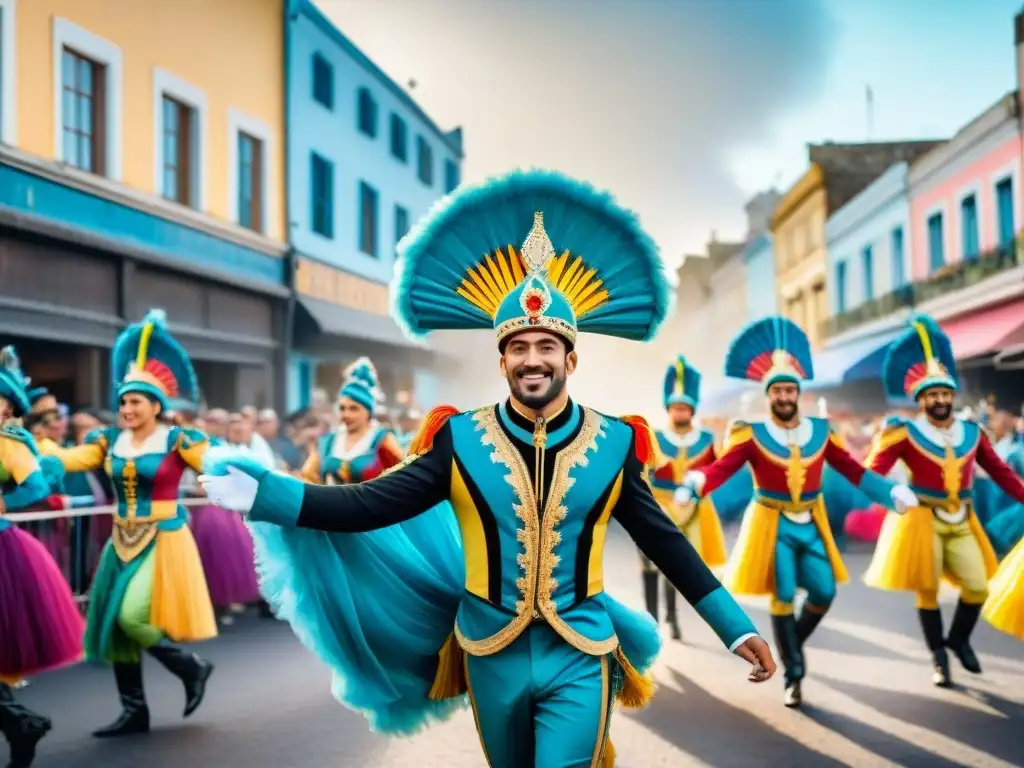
top-left (500, 331), bottom-right (577, 410)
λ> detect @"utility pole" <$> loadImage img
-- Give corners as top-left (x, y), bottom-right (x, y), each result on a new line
top-left (866, 84), bottom-right (874, 140)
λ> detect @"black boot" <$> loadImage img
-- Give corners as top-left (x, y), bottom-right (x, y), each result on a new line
top-left (918, 608), bottom-right (951, 687)
top-left (1, 683), bottom-right (52, 768)
top-left (642, 571), bottom-right (660, 623)
top-left (146, 639), bottom-right (214, 718)
top-left (771, 614), bottom-right (804, 708)
top-left (663, 579), bottom-right (682, 641)
top-left (92, 663), bottom-right (149, 738)
top-left (257, 599), bottom-right (275, 619)
top-left (945, 600), bottom-right (983, 674)
top-left (795, 607), bottom-right (827, 646)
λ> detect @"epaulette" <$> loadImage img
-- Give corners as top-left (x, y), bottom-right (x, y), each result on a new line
top-left (409, 405), bottom-right (460, 454)
top-left (174, 426), bottom-right (206, 450)
top-left (880, 415), bottom-right (908, 432)
top-left (0, 423), bottom-right (36, 454)
top-left (83, 426), bottom-right (110, 447)
top-left (618, 414), bottom-right (665, 468)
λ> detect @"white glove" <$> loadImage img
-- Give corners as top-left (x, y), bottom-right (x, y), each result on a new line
top-left (674, 485), bottom-right (694, 506)
top-left (890, 484), bottom-right (918, 514)
top-left (197, 466), bottom-right (260, 513)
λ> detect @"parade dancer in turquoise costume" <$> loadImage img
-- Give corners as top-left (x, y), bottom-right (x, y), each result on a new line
top-left (43, 310), bottom-right (218, 738)
top-left (201, 169), bottom-right (776, 767)
top-left (645, 356), bottom-right (729, 641)
top-left (298, 357), bottom-right (405, 484)
top-left (0, 347), bottom-right (85, 768)
top-left (675, 317), bottom-right (916, 708)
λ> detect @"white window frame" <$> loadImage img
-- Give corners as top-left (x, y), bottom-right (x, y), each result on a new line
top-left (152, 68), bottom-right (208, 211)
top-left (51, 17), bottom-right (123, 181)
top-left (0, 0), bottom-right (16, 145)
top-left (227, 107), bottom-right (273, 236)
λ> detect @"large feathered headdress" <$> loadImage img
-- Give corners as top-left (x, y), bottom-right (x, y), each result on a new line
top-left (882, 313), bottom-right (957, 400)
top-left (391, 168), bottom-right (674, 348)
top-left (112, 309), bottom-right (199, 411)
top-left (0, 346), bottom-right (33, 416)
top-left (724, 317), bottom-right (814, 390)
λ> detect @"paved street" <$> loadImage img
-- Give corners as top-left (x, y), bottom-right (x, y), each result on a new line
top-left (15, 526), bottom-right (1024, 768)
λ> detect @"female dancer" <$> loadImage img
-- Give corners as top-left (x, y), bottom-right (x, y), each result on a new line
top-left (300, 358), bottom-right (403, 485)
top-left (43, 310), bottom-right (218, 738)
top-left (0, 346), bottom-right (84, 768)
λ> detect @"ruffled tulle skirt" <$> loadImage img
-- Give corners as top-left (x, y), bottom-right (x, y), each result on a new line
top-left (191, 505), bottom-right (261, 606)
top-left (982, 536), bottom-right (1024, 639)
top-left (0, 526), bottom-right (85, 681)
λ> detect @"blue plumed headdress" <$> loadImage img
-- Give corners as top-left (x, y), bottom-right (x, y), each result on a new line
top-left (663, 355), bottom-right (701, 409)
top-left (338, 357), bottom-right (380, 414)
top-left (0, 346), bottom-right (33, 416)
top-left (882, 313), bottom-right (957, 400)
top-left (724, 316), bottom-right (814, 390)
top-left (112, 309), bottom-right (199, 412)
top-left (391, 168), bottom-right (673, 348)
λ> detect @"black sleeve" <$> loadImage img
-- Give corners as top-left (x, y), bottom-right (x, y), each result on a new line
top-left (612, 437), bottom-right (722, 606)
top-left (295, 423), bottom-right (453, 532)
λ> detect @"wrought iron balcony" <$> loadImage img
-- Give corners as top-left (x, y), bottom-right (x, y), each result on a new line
top-left (821, 241), bottom-right (1022, 340)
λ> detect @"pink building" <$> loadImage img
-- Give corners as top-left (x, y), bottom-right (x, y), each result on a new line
top-left (907, 93), bottom-right (1020, 279)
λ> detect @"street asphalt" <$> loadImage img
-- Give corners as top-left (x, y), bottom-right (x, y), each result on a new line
top-left (13, 526), bottom-right (1024, 768)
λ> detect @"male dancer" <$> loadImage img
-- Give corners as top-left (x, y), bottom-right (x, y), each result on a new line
top-left (676, 316), bottom-right (916, 707)
top-left (864, 314), bottom-right (1024, 686)
top-left (646, 356), bottom-right (728, 640)
top-left (201, 169), bottom-right (776, 766)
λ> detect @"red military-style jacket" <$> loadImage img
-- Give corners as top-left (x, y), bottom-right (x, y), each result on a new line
top-left (865, 416), bottom-right (1024, 510)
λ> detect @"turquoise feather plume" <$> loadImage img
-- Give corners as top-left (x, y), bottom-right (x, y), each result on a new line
top-left (0, 345), bottom-right (32, 415)
top-left (724, 316), bottom-right (814, 384)
top-left (111, 308), bottom-right (199, 409)
top-left (882, 313), bottom-right (957, 400)
top-left (391, 168), bottom-right (674, 343)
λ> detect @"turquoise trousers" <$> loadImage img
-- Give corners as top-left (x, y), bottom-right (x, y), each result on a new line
top-left (773, 516), bottom-right (837, 611)
top-left (465, 624), bottom-right (618, 767)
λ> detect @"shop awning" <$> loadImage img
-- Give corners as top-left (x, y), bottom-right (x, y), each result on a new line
top-left (804, 331), bottom-right (899, 390)
top-left (296, 297), bottom-right (427, 350)
top-left (943, 300), bottom-right (1024, 360)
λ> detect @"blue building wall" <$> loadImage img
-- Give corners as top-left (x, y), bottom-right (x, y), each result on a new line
top-left (826, 162), bottom-right (911, 317)
top-left (743, 233), bottom-right (777, 321)
top-left (0, 163), bottom-right (286, 287)
top-left (287, 0), bottom-right (463, 285)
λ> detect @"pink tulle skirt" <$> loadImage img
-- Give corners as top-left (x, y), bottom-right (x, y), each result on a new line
top-left (190, 505), bottom-right (260, 607)
top-left (0, 526), bottom-right (84, 679)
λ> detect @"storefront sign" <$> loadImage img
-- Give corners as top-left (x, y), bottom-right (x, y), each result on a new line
top-left (294, 259), bottom-right (390, 316)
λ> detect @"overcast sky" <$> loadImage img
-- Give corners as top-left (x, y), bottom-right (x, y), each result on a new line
top-left (320, 0), bottom-right (1022, 267)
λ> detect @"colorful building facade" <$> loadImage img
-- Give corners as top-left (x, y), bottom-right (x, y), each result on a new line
top-left (908, 93), bottom-right (1019, 277)
top-left (826, 162), bottom-right (913, 317)
top-left (285, 0), bottom-right (464, 412)
top-left (0, 0), bottom-right (290, 409)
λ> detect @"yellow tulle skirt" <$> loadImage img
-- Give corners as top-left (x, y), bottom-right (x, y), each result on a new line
top-left (863, 506), bottom-right (997, 594)
top-left (151, 526), bottom-right (218, 642)
top-left (724, 499), bottom-right (847, 597)
top-left (982, 537), bottom-right (1024, 639)
top-left (683, 498), bottom-right (728, 568)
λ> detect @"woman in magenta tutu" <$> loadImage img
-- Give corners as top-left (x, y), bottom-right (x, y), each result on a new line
top-left (190, 413), bottom-right (262, 618)
top-left (0, 346), bottom-right (84, 768)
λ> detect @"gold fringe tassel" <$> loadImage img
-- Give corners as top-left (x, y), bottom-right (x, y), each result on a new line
top-left (428, 633), bottom-right (468, 700)
top-left (602, 737), bottom-right (617, 766)
top-left (613, 647), bottom-right (655, 709)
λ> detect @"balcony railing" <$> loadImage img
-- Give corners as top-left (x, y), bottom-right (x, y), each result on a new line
top-left (822, 241), bottom-right (1023, 340)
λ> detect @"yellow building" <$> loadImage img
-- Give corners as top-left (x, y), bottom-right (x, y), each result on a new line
top-left (0, 0), bottom-right (291, 410)
top-left (772, 165), bottom-right (829, 349)
top-left (12, 0), bottom-right (285, 239)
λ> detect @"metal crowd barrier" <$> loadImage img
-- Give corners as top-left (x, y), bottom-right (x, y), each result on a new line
top-left (6, 497), bottom-right (212, 601)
